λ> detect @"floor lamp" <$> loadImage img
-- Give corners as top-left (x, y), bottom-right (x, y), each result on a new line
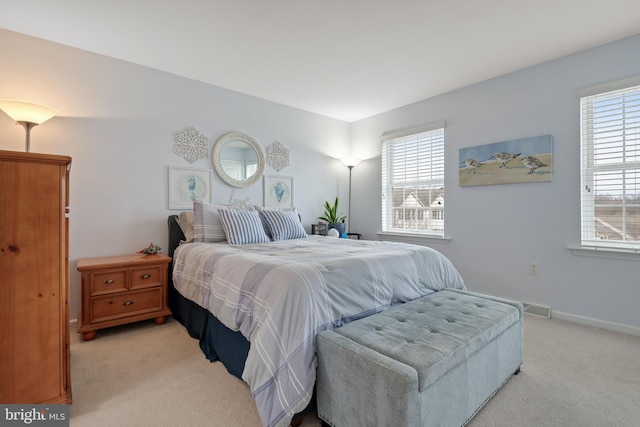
top-left (341, 157), bottom-right (361, 233)
top-left (0, 99), bottom-right (57, 152)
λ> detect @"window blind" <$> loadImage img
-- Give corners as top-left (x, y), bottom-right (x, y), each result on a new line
top-left (381, 126), bottom-right (445, 236)
top-left (580, 81), bottom-right (640, 251)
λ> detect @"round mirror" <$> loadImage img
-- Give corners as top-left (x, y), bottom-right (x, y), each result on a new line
top-left (212, 131), bottom-right (265, 188)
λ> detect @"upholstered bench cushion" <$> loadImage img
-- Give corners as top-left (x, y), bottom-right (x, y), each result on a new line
top-left (325, 289), bottom-right (522, 392)
top-left (317, 289), bottom-right (523, 426)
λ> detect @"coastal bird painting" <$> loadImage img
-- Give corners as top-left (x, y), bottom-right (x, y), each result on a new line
top-left (521, 156), bottom-right (547, 174)
top-left (459, 134), bottom-right (553, 186)
top-left (491, 152), bottom-right (520, 167)
top-left (464, 158), bottom-right (484, 174)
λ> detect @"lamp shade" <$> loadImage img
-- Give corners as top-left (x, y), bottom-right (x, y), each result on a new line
top-left (0, 99), bottom-right (56, 125)
top-left (341, 157), bottom-right (362, 168)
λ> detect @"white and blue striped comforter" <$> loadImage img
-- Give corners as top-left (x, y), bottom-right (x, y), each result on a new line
top-left (172, 236), bottom-right (465, 427)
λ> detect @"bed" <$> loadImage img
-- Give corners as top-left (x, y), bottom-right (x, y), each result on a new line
top-left (167, 205), bottom-right (466, 427)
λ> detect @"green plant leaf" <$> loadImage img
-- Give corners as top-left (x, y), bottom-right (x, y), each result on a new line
top-left (318, 196), bottom-right (346, 223)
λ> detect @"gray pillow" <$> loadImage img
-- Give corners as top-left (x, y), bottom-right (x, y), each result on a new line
top-left (193, 200), bottom-right (228, 243)
top-left (177, 211), bottom-right (194, 244)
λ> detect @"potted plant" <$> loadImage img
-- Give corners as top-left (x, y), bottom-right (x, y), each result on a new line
top-left (319, 197), bottom-right (346, 236)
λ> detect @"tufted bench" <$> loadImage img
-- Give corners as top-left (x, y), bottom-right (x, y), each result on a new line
top-left (316, 289), bottom-right (523, 427)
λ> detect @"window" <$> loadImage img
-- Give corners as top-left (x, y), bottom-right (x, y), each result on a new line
top-left (579, 77), bottom-right (640, 252)
top-left (381, 122), bottom-right (445, 236)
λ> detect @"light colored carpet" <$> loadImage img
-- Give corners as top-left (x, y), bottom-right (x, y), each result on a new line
top-left (69, 314), bottom-right (640, 427)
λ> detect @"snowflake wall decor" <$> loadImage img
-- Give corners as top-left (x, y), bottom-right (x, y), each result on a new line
top-left (174, 127), bottom-right (209, 163)
top-left (266, 141), bottom-right (290, 172)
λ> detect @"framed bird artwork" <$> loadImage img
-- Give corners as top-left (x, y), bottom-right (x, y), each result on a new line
top-left (458, 135), bottom-right (553, 187)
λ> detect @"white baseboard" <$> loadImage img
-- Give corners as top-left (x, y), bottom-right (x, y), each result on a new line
top-left (467, 288), bottom-right (640, 337)
top-left (67, 304), bottom-right (639, 337)
top-left (551, 310), bottom-right (640, 337)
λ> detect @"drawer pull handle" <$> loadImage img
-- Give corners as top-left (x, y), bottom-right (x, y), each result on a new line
top-left (123, 300), bottom-right (134, 306)
top-left (104, 279), bottom-right (115, 284)
top-left (141, 274), bottom-right (151, 279)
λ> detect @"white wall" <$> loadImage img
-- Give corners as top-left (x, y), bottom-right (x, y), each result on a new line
top-left (3, 28), bottom-right (639, 333)
top-left (350, 34), bottom-right (640, 332)
top-left (0, 30), bottom-right (351, 319)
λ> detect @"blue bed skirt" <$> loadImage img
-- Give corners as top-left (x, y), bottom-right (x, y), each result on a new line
top-left (167, 215), bottom-right (250, 379)
top-left (167, 215), bottom-right (315, 420)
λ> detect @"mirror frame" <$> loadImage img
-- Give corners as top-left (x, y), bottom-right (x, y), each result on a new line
top-left (212, 131), bottom-right (265, 188)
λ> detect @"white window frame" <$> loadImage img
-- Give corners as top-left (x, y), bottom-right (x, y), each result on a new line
top-left (578, 76), bottom-right (640, 254)
top-left (381, 122), bottom-right (445, 237)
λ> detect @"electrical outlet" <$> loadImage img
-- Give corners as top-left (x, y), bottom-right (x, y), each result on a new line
top-left (529, 262), bottom-right (539, 275)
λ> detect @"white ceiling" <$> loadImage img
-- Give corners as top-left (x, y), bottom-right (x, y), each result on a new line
top-left (2, 1), bottom-right (639, 122)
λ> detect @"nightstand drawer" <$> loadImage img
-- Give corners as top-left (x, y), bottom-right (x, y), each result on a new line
top-left (90, 288), bottom-right (163, 323)
top-left (130, 265), bottom-right (163, 290)
top-left (90, 270), bottom-right (127, 295)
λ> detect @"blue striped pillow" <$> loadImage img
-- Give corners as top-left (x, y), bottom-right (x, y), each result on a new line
top-left (259, 208), bottom-right (307, 241)
top-left (217, 208), bottom-right (271, 245)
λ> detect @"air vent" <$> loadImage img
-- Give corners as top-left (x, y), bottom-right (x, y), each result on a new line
top-left (522, 302), bottom-right (551, 318)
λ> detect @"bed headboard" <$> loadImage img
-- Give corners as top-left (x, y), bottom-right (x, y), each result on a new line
top-left (167, 215), bottom-right (185, 258)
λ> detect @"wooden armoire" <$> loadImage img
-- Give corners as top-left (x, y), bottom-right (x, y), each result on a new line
top-left (0, 149), bottom-right (72, 404)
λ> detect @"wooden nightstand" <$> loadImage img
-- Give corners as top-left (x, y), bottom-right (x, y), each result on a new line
top-left (76, 253), bottom-right (172, 341)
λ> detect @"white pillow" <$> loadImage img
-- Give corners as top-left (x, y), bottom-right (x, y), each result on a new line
top-left (258, 208), bottom-right (307, 241)
top-left (193, 200), bottom-right (228, 243)
top-left (217, 208), bottom-right (271, 245)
